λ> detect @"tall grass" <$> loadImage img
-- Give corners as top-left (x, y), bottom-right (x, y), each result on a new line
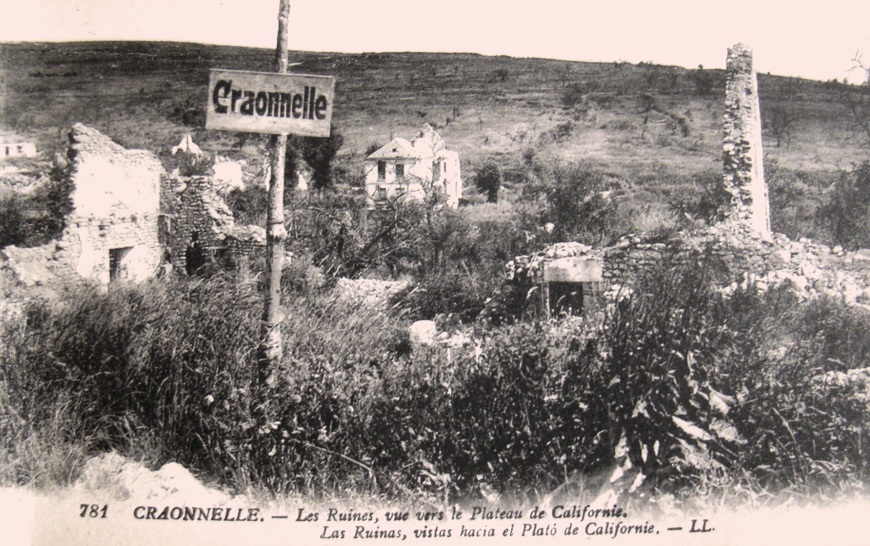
top-left (1, 259), bottom-right (867, 504)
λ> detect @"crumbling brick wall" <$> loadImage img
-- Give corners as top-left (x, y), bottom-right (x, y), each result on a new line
top-left (165, 175), bottom-right (265, 274)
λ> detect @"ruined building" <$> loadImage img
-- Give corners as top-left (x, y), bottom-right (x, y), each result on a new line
top-left (163, 175), bottom-right (264, 276)
top-left (485, 44), bottom-right (870, 321)
top-left (365, 123), bottom-right (462, 208)
top-left (1, 124), bottom-right (263, 292)
top-left (3, 124), bottom-right (163, 288)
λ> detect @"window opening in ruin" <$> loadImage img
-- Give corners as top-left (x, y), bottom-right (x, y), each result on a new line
top-left (109, 247), bottom-right (133, 282)
top-left (548, 282), bottom-right (584, 317)
top-left (377, 161), bottom-right (385, 180)
top-left (395, 163), bottom-right (404, 179)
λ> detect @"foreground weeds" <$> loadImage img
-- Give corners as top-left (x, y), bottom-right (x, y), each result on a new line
top-left (0, 261), bottom-right (867, 507)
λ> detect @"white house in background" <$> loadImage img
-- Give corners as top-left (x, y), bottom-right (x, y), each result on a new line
top-left (0, 134), bottom-right (37, 160)
top-left (365, 124), bottom-right (462, 208)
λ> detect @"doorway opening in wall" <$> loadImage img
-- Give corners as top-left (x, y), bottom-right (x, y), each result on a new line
top-left (109, 247), bottom-right (133, 282)
top-left (548, 282), bottom-right (584, 316)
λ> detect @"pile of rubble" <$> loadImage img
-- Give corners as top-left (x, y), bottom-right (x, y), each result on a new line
top-left (332, 277), bottom-right (409, 308)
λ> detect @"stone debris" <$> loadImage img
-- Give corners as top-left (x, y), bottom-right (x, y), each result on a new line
top-left (409, 320), bottom-right (437, 347)
top-left (815, 368), bottom-right (870, 407)
top-left (491, 217), bottom-right (870, 320)
top-left (75, 452), bottom-right (227, 504)
top-left (333, 277), bottom-right (409, 308)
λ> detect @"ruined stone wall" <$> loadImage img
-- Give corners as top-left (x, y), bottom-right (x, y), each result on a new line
top-left (69, 215), bottom-right (162, 284)
top-left (609, 226), bottom-right (870, 305)
top-left (723, 43), bottom-right (771, 240)
top-left (602, 224), bottom-right (779, 286)
top-left (166, 176), bottom-right (265, 273)
top-left (493, 222), bottom-right (870, 321)
top-left (66, 124), bottom-right (163, 284)
top-left (2, 124), bottom-right (163, 289)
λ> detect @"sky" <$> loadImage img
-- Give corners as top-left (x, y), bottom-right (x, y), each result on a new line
top-left (2, 0), bottom-right (869, 83)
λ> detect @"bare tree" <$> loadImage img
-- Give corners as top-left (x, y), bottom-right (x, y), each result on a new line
top-left (844, 52), bottom-right (870, 151)
top-left (764, 105), bottom-right (799, 150)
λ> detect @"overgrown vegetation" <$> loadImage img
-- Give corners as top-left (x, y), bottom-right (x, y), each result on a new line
top-left (2, 256), bottom-right (866, 502)
top-left (0, 158), bottom-right (74, 248)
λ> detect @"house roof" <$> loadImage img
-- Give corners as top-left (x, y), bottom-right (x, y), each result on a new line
top-left (366, 137), bottom-right (420, 160)
top-left (366, 124), bottom-right (447, 161)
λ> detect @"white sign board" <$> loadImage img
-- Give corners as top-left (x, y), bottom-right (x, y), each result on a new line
top-left (206, 69), bottom-right (335, 137)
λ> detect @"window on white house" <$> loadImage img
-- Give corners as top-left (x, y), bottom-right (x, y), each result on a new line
top-left (377, 161), bottom-right (385, 180)
top-left (396, 164), bottom-right (404, 179)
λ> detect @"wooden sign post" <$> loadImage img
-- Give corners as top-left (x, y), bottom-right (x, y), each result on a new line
top-left (205, 0), bottom-right (335, 393)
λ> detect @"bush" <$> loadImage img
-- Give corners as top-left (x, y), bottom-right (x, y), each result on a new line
top-left (520, 162), bottom-right (617, 245)
top-left (225, 185), bottom-right (268, 226)
top-left (0, 196), bottom-right (28, 248)
top-left (474, 161), bottom-right (501, 203)
top-left (401, 267), bottom-right (495, 324)
top-left (285, 126), bottom-right (345, 192)
top-left (668, 169), bottom-right (730, 227)
top-left (817, 162), bottom-right (870, 249)
top-left (0, 160), bottom-right (74, 249)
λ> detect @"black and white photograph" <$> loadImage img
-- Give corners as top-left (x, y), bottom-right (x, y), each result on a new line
top-left (1, 1), bottom-right (869, 544)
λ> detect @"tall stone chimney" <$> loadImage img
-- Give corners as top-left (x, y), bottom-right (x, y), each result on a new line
top-left (722, 43), bottom-right (771, 240)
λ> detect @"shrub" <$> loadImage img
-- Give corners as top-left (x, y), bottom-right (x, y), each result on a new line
top-left (474, 161), bottom-right (501, 203)
top-left (0, 196), bottom-right (28, 247)
top-left (0, 160), bottom-right (74, 249)
top-left (225, 185), bottom-right (268, 226)
top-left (817, 162), bottom-right (870, 249)
top-left (521, 161), bottom-right (617, 245)
top-left (668, 169), bottom-right (730, 227)
top-left (401, 267), bottom-right (495, 324)
top-left (3, 250), bottom-right (867, 500)
top-left (285, 126), bottom-right (345, 192)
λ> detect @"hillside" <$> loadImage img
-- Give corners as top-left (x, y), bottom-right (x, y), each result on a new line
top-left (1, 41), bottom-right (865, 178)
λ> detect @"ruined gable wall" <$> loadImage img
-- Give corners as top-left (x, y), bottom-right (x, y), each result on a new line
top-left (2, 125), bottom-right (163, 289)
top-left (69, 124), bottom-right (161, 218)
top-left (66, 124), bottom-right (163, 284)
